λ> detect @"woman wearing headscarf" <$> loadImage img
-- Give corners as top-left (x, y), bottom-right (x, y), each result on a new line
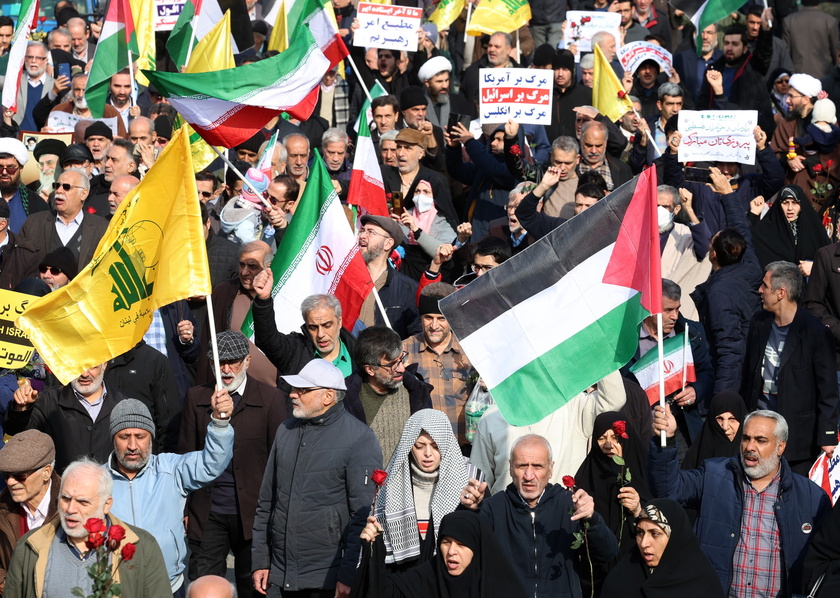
top-left (681, 391), bottom-right (747, 470)
top-left (358, 510), bottom-right (528, 598)
top-left (575, 412), bottom-right (650, 596)
top-left (371, 409), bottom-right (476, 570)
top-left (394, 179), bottom-right (458, 263)
top-left (749, 184), bottom-right (830, 273)
top-left (601, 499), bottom-right (725, 598)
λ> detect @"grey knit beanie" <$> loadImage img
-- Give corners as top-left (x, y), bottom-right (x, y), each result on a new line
top-left (110, 399), bottom-right (155, 438)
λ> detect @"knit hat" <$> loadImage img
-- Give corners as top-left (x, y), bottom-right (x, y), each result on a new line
top-left (40, 247), bottom-right (79, 280)
top-left (239, 168), bottom-right (270, 211)
top-left (235, 131), bottom-right (265, 154)
top-left (789, 73), bottom-right (821, 99)
top-left (552, 49), bottom-right (576, 72)
top-left (533, 44), bottom-right (557, 68)
top-left (421, 23), bottom-right (438, 46)
top-left (211, 330), bottom-right (251, 361)
top-left (0, 430), bottom-right (55, 473)
top-left (0, 198), bottom-right (10, 219)
top-left (110, 398), bottom-right (156, 438)
top-left (33, 138), bottom-right (67, 161)
top-left (84, 120), bottom-right (114, 141)
top-left (417, 55), bottom-right (451, 83)
top-left (0, 138), bottom-right (28, 166)
top-left (812, 98), bottom-right (837, 132)
top-left (154, 115), bottom-right (173, 140)
top-left (400, 86), bottom-right (428, 111)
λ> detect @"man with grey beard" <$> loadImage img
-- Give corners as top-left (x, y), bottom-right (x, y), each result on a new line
top-left (108, 395), bottom-right (233, 597)
top-left (45, 73), bottom-right (128, 138)
top-left (180, 331), bottom-right (286, 598)
top-left (3, 363), bottom-right (128, 472)
top-left (649, 407), bottom-right (831, 596)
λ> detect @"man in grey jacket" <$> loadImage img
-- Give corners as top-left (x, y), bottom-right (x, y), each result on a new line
top-left (251, 359), bottom-right (382, 598)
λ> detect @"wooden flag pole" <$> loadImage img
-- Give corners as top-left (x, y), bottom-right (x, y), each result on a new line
top-left (657, 312), bottom-right (666, 447)
top-left (210, 145), bottom-right (274, 210)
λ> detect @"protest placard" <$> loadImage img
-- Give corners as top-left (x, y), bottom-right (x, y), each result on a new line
top-left (678, 110), bottom-right (758, 164)
top-left (479, 68), bottom-right (553, 125)
top-left (618, 41), bottom-right (673, 75)
top-left (154, 0), bottom-right (186, 31)
top-left (354, 3), bottom-right (422, 52)
top-left (563, 11), bottom-right (621, 62)
top-left (0, 289), bottom-right (35, 370)
top-left (46, 112), bottom-right (120, 137)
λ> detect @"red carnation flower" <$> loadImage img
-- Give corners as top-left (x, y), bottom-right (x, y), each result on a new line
top-left (84, 518), bottom-right (105, 535)
top-left (120, 543), bottom-right (136, 562)
top-left (371, 469), bottom-right (388, 486)
top-left (509, 144), bottom-right (522, 156)
top-left (815, 163), bottom-right (824, 173)
top-left (562, 475), bottom-right (576, 488)
top-left (86, 206), bottom-right (96, 214)
top-left (612, 420), bottom-right (629, 439)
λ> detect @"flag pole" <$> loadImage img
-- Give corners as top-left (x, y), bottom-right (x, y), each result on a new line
top-left (516, 29), bottom-right (521, 63)
top-left (636, 108), bottom-right (661, 157)
top-left (183, 14), bottom-right (199, 69)
top-left (127, 49), bottom-right (138, 105)
top-left (372, 286), bottom-right (392, 329)
top-left (681, 323), bottom-right (689, 391)
top-left (205, 294), bottom-right (227, 419)
top-left (346, 53), bottom-right (374, 104)
top-left (210, 145), bottom-right (274, 210)
top-left (657, 312), bottom-right (666, 447)
top-left (463, 3), bottom-right (475, 70)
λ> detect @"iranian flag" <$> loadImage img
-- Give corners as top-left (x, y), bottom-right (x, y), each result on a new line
top-left (266, 0), bottom-right (348, 68)
top-left (257, 130), bottom-right (279, 178)
top-left (85, 0), bottom-right (138, 118)
top-left (143, 28), bottom-right (330, 148)
top-left (630, 331), bottom-right (696, 405)
top-left (347, 116), bottom-right (388, 218)
top-left (166, 0), bottom-right (239, 70)
top-left (670, 0), bottom-right (746, 54)
top-left (1, 0), bottom-right (39, 112)
top-left (441, 168), bottom-right (661, 426)
top-left (241, 153), bottom-right (373, 338)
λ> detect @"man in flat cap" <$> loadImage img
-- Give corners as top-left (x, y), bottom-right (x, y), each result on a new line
top-left (0, 138), bottom-right (48, 234)
top-left (0, 430), bottom-right (59, 592)
top-left (27, 139), bottom-right (65, 199)
top-left (398, 87), bottom-right (443, 171)
top-left (37, 246), bottom-right (77, 291)
top-left (252, 359), bottom-right (381, 598)
top-left (179, 332), bottom-right (286, 598)
top-left (108, 396), bottom-right (234, 597)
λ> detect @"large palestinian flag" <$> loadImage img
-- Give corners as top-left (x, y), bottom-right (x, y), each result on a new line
top-left (670, 0), bottom-right (747, 54)
top-left (441, 168), bottom-right (662, 426)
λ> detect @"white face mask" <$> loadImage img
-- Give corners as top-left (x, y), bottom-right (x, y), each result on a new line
top-left (657, 205), bottom-right (675, 232)
top-left (414, 194), bottom-right (434, 213)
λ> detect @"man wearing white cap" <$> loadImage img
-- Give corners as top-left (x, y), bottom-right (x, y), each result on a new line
top-left (417, 56), bottom-right (473, 130)
top-left (251, 359), bottom-right (381, 598)
top-left (771, 73), bottom-right (840, 207)
top-left (0, 138), bottom-right (48, 234)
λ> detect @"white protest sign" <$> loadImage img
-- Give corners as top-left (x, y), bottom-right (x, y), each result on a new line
top-left (154, 0), bottom-right (187, 31)
top-left (618, 41), bottom-right (673, 75)
top-left (46, 112), bottom-right (120, 137)
top-left (479, 68), bottom-right (553, 125)
top-left (678, 110), bottom-right (758, 164)
top-left (354, 3), bottom-right (422, 53)
top-left (563, 11), bottom-right (621, 62)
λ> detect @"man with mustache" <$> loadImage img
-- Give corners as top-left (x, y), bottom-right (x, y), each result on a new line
top-left (650, 407), bottom-right (831, 597)
top-left (0, 138), bottom-right (48, 234)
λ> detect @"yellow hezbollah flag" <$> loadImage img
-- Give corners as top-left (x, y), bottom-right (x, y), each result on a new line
top-left (187, 10), bottom-right (235, 72)
top-left (429, 0), bottom-right (465, 29)
top-left (268, 0), bottom-right (288, 52)
top-left (592, 44), bottom-right (634, 122)
top-left (131, 0), bottom-right (156, 87)
top-left (15, 128), bottom-right (211, 385)
top-left (466, 0), bottom-right (531, 35)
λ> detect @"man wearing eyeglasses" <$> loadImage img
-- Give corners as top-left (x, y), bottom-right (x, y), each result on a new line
top-left (0, 430), bottom-right (60, 594)
top-left (0, 138), bottom-right (49, 235)
top-left (343, 326), bottom-right (432, 463)
top-left (252, 359), bottom-right (381, 598)
top-left (18, 167), bottom-right (108, 270)
top-left (12, 42), bottom-right (55, 132)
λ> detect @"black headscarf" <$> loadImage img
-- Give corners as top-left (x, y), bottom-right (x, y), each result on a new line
top-left (387, 511), bottom-right (527, 598)
top-left (575, 412), bottom-right (651, 551)
top-left (682, 391), bottom-right (747, 470)
top-left (751, 184), bottom-right (830, 268)
top-left (601, 499), bottom-right (725, 598)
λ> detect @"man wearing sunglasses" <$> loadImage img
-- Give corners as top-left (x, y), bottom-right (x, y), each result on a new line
top-left (37, 247), bottom-right (77, 291)
top-left (0, 138), bottom-right (49, 235)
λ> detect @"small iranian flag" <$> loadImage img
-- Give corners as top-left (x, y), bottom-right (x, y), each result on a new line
top-left (630, 332), bottom-right (697, 405)
top-left (347, 116), bottom-right (388, 218)
top-left (85, 0), bottom-right (138, 118)
top-left (143, 28), bottom-right (330, 148)
top-left (241, 153), bottom-right (373, 338)
top-left (441, 168), bottom-right (661, 426)
top-left (670, 0), bottom-right (746, 55)
top-left (1, 0), bottom-right (39, 112)
top-left (256, 130), bottom-right (279, 178)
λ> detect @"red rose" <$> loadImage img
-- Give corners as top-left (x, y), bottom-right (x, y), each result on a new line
top-left (85, 533), bottom-right (105, 550)
top-left (570, 22), bottom-right (577, 28)
top-left (371, 469), bottom-right (388, 486)
top-left (582, 16), bottom-right (591, 23)
top-left (617, 90), bottom-right (627, 99)
top-left (108, 525), bottom-right (126, 542)
top-left (84, 518), bottom-right (105, 534)
top-left (829, 159), bottom-right (835, 168)
top-left (120, 543), bottom-right (137, 562)
top-left (612, 420), bottom-right (629, 439)
top-left (86, 206), bottom-right (96, 214)
top-left (509, 144), bottom-right (522, 156)
top-left (815, 163), bottom-right (824, 173)
top-left (562, 475), bottom-right (576, 488)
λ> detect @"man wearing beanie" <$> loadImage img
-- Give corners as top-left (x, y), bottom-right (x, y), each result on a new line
top-left (37, 246), bottom-right (77, 290)
top-left (398, 86), bottom-right (444, 172)
top-left (547, 49), bottom-right (592, 141)
top-left (403, 283), bottom-right (475, 449)
top-left (84, 120), bottom-right (113, 176)
top-left (772, 72), bottom-right (840, 207)
top-left (108, 397), bottom-right (234, 596)
top-left (0, 430), bottom-right (60, 590)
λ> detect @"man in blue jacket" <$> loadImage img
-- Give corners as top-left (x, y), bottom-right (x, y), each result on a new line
top-left (649, 405), bottom-right (831, 596)
top-left (107, 395), bottom-right (234, 597)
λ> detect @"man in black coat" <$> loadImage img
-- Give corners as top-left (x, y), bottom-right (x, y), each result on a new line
top-left (804, 242), bottom-right (840, 376)
top-left (547, 49), bottom-right (592, 141)
top-left (741, 261), bottom-right (840, 474)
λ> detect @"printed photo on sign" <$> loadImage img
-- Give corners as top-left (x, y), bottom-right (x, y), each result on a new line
top-left (354, 2), bottom-right (423, 52)
top-left (563, 11), bottom-right (621, 62)
top-left (678, 110), bottom-right (758, 164)
top-left (17, 131), bottom-right (74, 187)
top-left (618, 41), bottom-right (673, 76)
top-left (479, 68), bottom-right (553, 125)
